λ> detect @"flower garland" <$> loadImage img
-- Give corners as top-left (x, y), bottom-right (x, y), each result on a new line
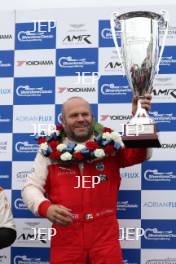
top-left (36, 121), bottom-right (124, 163)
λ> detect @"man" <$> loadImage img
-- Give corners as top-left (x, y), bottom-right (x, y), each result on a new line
top-left (22, 95), bottom-right (152, 264)
top-left (0, 187), bottom-right (17, 249)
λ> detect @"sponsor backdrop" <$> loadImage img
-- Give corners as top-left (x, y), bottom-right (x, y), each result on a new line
top-left (0, 4), bottom-right (176, 264)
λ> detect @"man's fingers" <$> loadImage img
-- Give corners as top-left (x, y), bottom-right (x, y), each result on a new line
top-left (132, 95), bottom-right (138, 104)
top-left (141, 105), bottom-right (151, 110)
top-left (55, 207), bottom-right (73, 218)
top-left (141, 100), bottom-right (151, 106)
top-left (141, 93), bottom-right (152, 111)
top-left (141, 98), bottom-right (151, 105)
top-left (144, 93), bottom-right (152, 100)
top-left (59, 205), bottom-right (72, 211)
top-left (46, 204), bottom-right (74, 226)
top-left (132, 93), bottom-right (151, 115)
top-left (133, 93), bottom-right (151, 101)
top-left (54, 213), bottom-right (73, 223)
top-left (52, 217), bottom-right (72, 226)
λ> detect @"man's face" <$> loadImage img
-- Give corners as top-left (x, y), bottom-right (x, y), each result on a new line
top-left (61, 99), bottom-right (93, 143)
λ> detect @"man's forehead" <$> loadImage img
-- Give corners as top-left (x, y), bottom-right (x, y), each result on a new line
top-left (66, 106), bottom-right (91, 116)
top-left (63, 98), bottom-right (90, 112)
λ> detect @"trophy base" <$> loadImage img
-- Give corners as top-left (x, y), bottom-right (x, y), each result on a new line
top-left (122, 123), bottom-right (161, 148)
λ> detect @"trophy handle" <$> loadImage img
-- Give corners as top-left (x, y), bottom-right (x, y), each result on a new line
top-left (110, 12), bottom-right (125, 75)
top-left (156, 10), bottom-right (169, 74)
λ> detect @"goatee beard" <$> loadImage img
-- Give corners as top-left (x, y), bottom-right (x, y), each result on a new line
top-left (65, 127), bottom-right (93, 143)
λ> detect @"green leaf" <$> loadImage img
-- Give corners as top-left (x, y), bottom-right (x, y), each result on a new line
top-left (93, 120), bottom-right (104, 135)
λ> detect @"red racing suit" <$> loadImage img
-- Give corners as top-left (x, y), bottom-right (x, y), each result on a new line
top-left (22, 147), bottom-right (150, 264)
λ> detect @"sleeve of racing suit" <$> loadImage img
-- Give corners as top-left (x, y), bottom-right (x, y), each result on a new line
top-left (116, 147), bottom-right (152, 168)
top-left (21, 152), bottom-right (52, 216)
top-left (0, 188), bottom-right (17, 249)
top-left (0, 188), bottom-right (16, 230)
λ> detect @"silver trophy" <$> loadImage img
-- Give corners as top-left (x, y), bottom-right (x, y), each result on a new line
top-left (111, 11), bottom-right (168, 147)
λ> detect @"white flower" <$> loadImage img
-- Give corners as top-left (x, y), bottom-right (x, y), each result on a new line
top-left (102, 132), bottom-right (111, 141)
top-left (74, 144), bottom-right (85, 152)
top-left (56, 143), bottom-right (67, 152)
top-left (110, 131), bottom-right (121, 142)
top-left (110, 131), bottom-right (124, 147)
top-left (47, 125), bottom-right (60, 136)
top-left (60, 152), bottom-right (72, 161)
top-left (40, 142), bottom-right (48, 151)
top-left (52, 129), bottom-right (60, 136)
top-left (94, 149), bottom-right (105, 158)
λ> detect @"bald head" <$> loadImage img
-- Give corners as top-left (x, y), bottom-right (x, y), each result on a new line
top-left (60, 97), bottom-right (93, 142)
top-left (61, 97), bottom-right (92, 118)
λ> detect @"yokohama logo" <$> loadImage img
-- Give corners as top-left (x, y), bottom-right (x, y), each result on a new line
top-left (100, 115), bottom-right (109, 121)
top-left (100, 115), bottom-right (131, 121)
top-left (16, 60), bottom-right (54, 66)
top-left (57, 87), bottom-right (67, 93)
top-left (57, 87), bottom-right (95, 93)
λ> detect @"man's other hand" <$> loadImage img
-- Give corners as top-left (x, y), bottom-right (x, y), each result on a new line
top-left (46, 204), bottom-right (73, 226)
top-left (132, 93), bottom-right (152, 115)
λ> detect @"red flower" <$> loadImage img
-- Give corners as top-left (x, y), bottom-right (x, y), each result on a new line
top-left (56, 124), bottom-right (63, 131)
top-left (103, 127), bottom-right (113, 133)
top-left (48, 140), bottom-right (59, 151)
top-left (50, 151), bottom-right (61, 160)
top-left (86, 141), bottom-right (99, 150)
top-left (37, 138), bottom-right (47, 144)
top-left (104, 144), bottom-right (114, 154)
top-left (73, 152), bottom-right (84, 160)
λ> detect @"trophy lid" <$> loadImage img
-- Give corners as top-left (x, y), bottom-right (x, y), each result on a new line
top-left (117, 11), bottom-right (163, 21)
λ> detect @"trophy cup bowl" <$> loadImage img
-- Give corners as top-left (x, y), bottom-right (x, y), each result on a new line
top-left (111, 11), bottom-right (168, 148)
